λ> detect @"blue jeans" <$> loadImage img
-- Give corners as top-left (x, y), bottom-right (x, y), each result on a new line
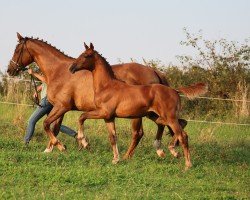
top-left (24, 97), bottom-right (77, 143)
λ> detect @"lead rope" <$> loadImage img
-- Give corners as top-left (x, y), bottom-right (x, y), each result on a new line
top-left (30, 74), bottom-right (42, 107)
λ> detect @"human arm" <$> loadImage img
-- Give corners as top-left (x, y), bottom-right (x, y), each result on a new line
top-left (28, 68), bottom-right (46, 83)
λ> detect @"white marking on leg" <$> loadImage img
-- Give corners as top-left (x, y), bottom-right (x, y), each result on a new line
top-left (81, 137), bottom-right (89, 148)
top-left (153, 139), bottom-right (161, 149)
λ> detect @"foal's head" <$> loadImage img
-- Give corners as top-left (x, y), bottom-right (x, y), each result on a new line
top-left (69, 43), bottom-right (95, 74)
top-left (7, 33), bottom-right (34, 76)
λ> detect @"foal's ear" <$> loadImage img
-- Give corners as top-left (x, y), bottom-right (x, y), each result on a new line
top-left (90, 43), bottom-right (94, 50)
top-left (84, 42), bottom-right (89, 50)
top-left (17, 32), bottom-right (23, 42)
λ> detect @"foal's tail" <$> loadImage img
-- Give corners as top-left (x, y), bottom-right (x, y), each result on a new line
top-left (177, 82), bottom-right (208, 100)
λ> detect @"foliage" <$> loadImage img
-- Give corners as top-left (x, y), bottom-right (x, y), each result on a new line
top-left (144, 29), bottom-right (250, 119)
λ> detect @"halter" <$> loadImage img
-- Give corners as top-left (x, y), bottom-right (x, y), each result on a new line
top-left (10, 38), bottom-right (33, 73)
top-left (11, 38), bottom-right (42, 107)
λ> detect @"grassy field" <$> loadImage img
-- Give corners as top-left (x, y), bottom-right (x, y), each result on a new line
top-left (0, 104), bottom-right (249, 199)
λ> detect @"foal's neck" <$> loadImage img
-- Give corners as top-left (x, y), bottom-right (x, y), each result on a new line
top-left (92, 53), bottom-right (116, 93)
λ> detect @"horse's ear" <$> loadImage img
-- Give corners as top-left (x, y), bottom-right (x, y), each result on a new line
top-left (84, 42), bottom-right (89, 50)
top-left (17, 32), bottom-right (23, 42)
top-left (90, 43), bottom-right (94, 50)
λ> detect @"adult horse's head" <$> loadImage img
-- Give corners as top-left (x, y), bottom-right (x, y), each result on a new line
top-left (69, 42), bottom-right (95, 74)
top-left (7, 33), bottom-right (34, 76)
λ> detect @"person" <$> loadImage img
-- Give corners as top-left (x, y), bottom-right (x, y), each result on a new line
top-left (24, 68), bottom-right (77, 151)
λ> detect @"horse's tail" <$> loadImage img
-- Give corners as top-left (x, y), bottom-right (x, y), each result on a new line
top-left (177, 82), bottom-right (208, 100)
top-left (153, 68), bottom-right (170, 86)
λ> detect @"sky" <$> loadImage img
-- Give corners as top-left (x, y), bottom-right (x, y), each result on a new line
top-left (0, 0), bottom-right (249, 72)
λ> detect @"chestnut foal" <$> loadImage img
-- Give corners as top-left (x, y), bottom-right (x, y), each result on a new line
top-left (70, 43), bottom-right (207, 170)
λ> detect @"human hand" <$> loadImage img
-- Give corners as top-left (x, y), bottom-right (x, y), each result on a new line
top-left (28, 68), bottom-right (33, 75)
top-left (33, 92), bottom-right (38, 99)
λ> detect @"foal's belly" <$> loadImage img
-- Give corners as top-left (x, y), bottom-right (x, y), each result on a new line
top-left (115, 100), bottom-right (150, 118)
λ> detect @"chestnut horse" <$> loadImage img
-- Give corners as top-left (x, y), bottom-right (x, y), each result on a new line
top-left (69, 43), bottom-right (208, 169)
top-left (7, 33), bottom-right (186, 158)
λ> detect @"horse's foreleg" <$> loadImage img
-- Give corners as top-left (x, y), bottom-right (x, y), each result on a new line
top-left (105, 119), bottom-right (119, 164)
top-left (77, 113), bottom-right (89, 150)
top-left (43, 106), bottom-right (68, 152)
top-left (44, 115), bottom-right (64, 153)
top-left (76, 109), bottom-right (119, 164)
top-left (123, 118), bottom-right (144, 159)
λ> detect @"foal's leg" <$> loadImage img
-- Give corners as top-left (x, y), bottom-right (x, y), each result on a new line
top-left (167, 118), bottom-right (187, 145)
top-left (77, 114), bottom-right (90, 150)
top-left (76, 109), bottom-right (120, 164)
top-left (123, 118), bottom-right (144, 159)
top-left (167, 118), bottom-right (188, 157)
top-left (43, 106), bottom-right (68, 151)
top-left (153, 124), bottom-right (166, 158)
top-left (168, 135), bottom-right (179, 158)
top-left (167, 118), bottom-right (192, 170)
top-left (105, 119), bottom-right (120, 164)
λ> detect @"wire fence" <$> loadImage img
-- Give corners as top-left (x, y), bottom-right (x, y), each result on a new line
top-left (1, 75), bottom-right (249, 102)
top-left (0, 99), bottom-right (249, 126)
top-left (1, 75), bottom-right (249, 126)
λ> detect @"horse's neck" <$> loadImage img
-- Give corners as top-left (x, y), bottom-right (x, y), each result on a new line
top-left (92, 54), bottom-right (115, 93)
top-left (28, 41), bottom-right (73, 82)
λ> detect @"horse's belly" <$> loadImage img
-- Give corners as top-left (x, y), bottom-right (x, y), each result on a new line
top-left (115, 101), bottom-right (149, 118)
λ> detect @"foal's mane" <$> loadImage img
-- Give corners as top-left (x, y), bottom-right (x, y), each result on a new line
top-left (25, 36), bottom-right (74, 59)
top-left (94, 50), bottom-right (115, 79)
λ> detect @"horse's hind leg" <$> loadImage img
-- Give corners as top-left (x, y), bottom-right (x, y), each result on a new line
top-left (168, 135), bottom-right (179, 158)
top-left (167, 118), bottom-right (192, 170)
top-left (153, 124), bottom-right (166, 158)
top-left (167, 118), bottom-right (188, 157)
top-left (146, 113), bottom-right (166, 158)
top-left (167, 118), bottom-right (187, 144)
top-left (123, 118), bottom-right (144, 159)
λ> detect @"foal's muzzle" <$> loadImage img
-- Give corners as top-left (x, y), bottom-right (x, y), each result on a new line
top-left (69, 64), bottom-right (77, 74)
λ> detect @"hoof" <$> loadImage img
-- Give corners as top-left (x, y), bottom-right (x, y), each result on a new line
top-left (112, 158), bottom-right (120, 164)
top-left (77, 137), bottom-right (89, 150)
top-left (156, 149), bottom-right (166, 158)
top-left (123, 154), bottom-right (130, 160)
top-left (43, 145), bottom-right (54, 153)
top-left (83, 142), bottom-right (90, 150)
top-left (57, 143), bottom-right (66, 151)
top-left (78, 145), bottom-right (83, 151)
top-left (168, 146), bottom-right (180, 158)
top-left (173, 152), bottom-right (180, 158)
top-left (184, 163), bottom-right (192, 171)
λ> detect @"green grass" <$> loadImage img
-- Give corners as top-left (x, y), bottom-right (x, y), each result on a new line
top-left (0, 104), bottom-right (249, 199)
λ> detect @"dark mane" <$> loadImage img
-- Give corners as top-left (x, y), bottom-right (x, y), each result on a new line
top-left (95, 51), bottom-right (116, 78)
top-left (25, 36), bottom-right (74, 59)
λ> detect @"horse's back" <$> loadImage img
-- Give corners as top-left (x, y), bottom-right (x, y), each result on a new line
top-left (112, 63), bottom-right (162, 85)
